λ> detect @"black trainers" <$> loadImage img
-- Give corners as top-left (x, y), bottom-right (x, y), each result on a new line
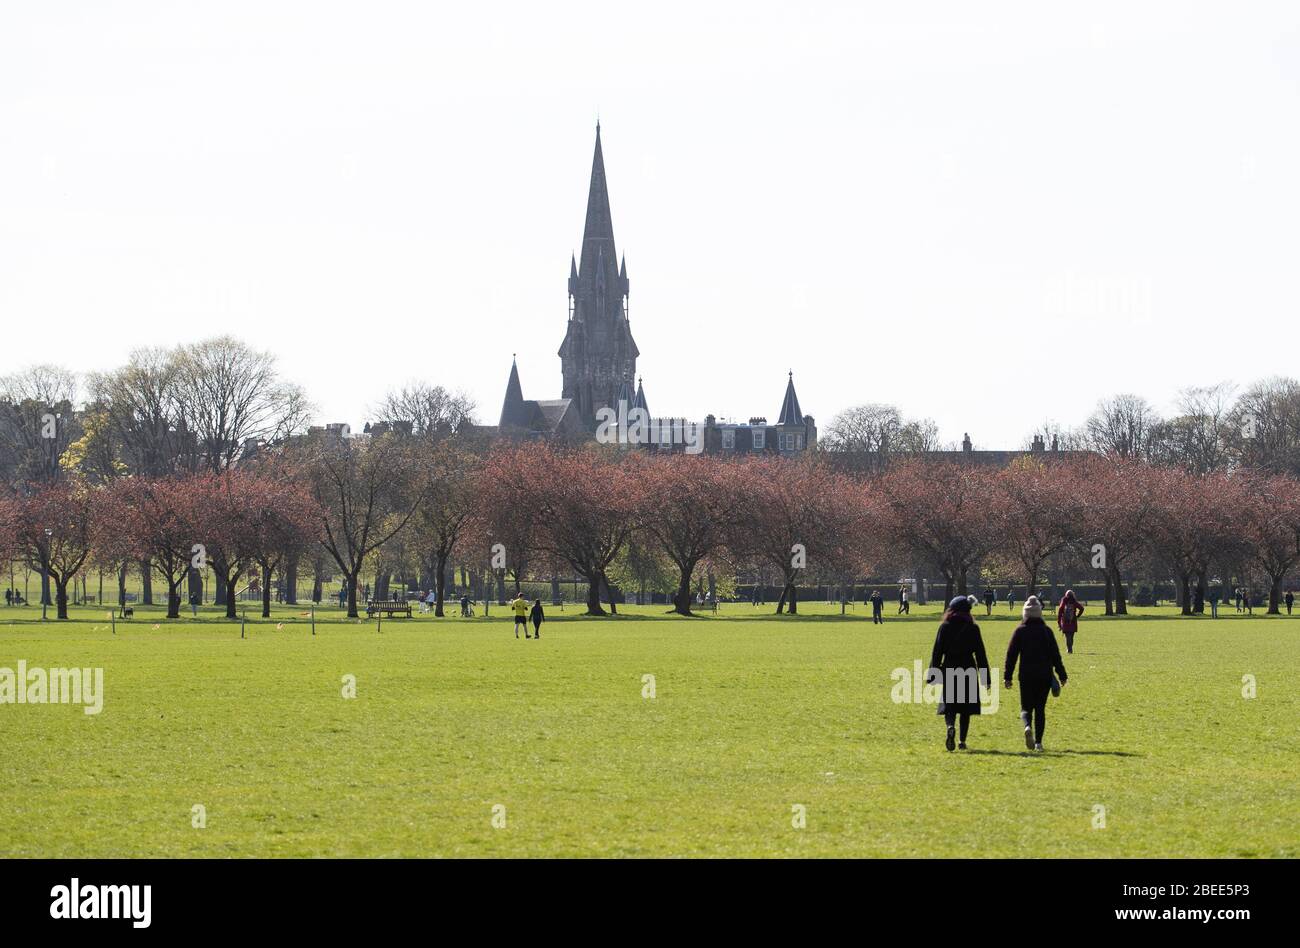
top-left (958, 742), bottom-right (967, 750)
top-left (945, 726), bottom-right (956, 752)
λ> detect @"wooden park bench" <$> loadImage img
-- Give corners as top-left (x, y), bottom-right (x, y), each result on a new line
top-left (366, 599), bottom-right (412, 619)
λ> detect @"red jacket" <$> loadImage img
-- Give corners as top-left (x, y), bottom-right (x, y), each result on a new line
top-left (1057, 597), bottom-right (1084, 631)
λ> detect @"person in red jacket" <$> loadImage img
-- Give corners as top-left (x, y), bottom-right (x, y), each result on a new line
top-left (1057, 589), bottom-right (1084, 654)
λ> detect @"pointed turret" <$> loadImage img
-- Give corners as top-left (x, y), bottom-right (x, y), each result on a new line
top-left (619, 254), bottom-right (629, 298)
top-left (777, 371), bottom-right (804, 426)
top-left (634, 376), bottom-right (648, 416)
top-left (615, 374), bottom-right (636, 412)
top-left (499, 356), bottom-right (533, 429)
top-left (568, 253), bottom-right (578, 297)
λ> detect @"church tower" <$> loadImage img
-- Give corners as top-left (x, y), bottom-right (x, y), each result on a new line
top-left (559, 123), bottom-right (639, 429)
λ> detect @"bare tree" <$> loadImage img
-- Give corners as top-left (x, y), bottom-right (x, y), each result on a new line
top-left (1084, 394), bottom-right (1161, 459)
top-left (0, 365), bottom-right (81, 486)
top-left (373, 382), bottom-right (475, 439)
top-left (304, 432), bottom-right (425, 618)
top-left (1227, 376), bottom-right (1300, 475)
top-left (1150, 383), bottom-right (1235, 473)
top-left (86, 347), bottom-right (186, 477)
top-left (174, 336), bottom-right (311, 472)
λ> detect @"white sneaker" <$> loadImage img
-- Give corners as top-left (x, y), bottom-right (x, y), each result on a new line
top-left (1024, 725), bottom-right (1035, 750)
top-left (1034, 742), bottom-right (1043, 751)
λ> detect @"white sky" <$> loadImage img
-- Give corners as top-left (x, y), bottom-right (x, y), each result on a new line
top-left (2, 2), bottom-right (1298, 447)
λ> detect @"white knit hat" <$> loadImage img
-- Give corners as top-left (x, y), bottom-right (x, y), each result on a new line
top-left (1023, 596), bottom-right (1043, 620)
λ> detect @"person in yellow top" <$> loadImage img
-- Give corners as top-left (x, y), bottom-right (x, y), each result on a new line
top-left (510, 595), bottom-right (530, 639)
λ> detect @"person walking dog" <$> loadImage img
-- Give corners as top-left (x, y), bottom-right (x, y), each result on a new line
top-left (1004, 596), bottom-right (1068, 751)
top-left (1057, 589), bottom-right (1084, 654)
top-left (928, 595), bottom-right (991, 751)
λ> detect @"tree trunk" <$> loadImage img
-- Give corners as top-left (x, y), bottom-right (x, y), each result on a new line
top-left (166, 581), bottom-right (181, 619)
top-left (224, 571), bottom-right (239, 619)
top-left (1268, 574), bottom-right (1283, 614)
top-left (117, 563), bottom-right (128, 608)
top-left (285, 554), bottom-right (299, 605)
top-left (55, 576), bottom-right (70, 619)
top-left (139, 559), bottom-right (153, 605)
top-left (346, 572), bottom-right (360, 618)
top-left (261, 563), bottom-right (273, 618)
top-left (1102, 568), bottom-right (1114, 616)
top-left (1111, 562), bottom-right (1128, 614)
top-left (434, 552), bottom-right (448, 617)
top-left (787, 582), bottom-right (799, 615)
top-left (311, 556), bottom-right (324, 604)
top-left (215, 571), bottom-right (227, 606)
top-left (584, 574), bottom-right (605, 616)
top-left (1180, 574), bottom-right (1193, 615)
top-left (674, 566), bottom-right (694, 616)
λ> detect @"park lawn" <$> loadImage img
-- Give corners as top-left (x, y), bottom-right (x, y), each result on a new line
top-left (0, 602), bottom-right (1296, 858)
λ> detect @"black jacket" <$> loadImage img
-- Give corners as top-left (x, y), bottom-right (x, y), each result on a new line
top-left (929, 616), bottom-right (990, 715)
top-left (1004, 618), bottom-right (1067, 684)
top-left (529, 604), bottom-right (544, 624)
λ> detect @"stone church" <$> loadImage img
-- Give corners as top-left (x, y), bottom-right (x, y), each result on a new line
top-left (489, 125), bottom-right (817, 456)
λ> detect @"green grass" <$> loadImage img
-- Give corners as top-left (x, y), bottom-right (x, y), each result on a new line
top-left (0, 601), bottom-right (1296, 857)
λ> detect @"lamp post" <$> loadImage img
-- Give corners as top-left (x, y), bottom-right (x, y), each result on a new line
top-left (41, 528), bottom-right (52, 621)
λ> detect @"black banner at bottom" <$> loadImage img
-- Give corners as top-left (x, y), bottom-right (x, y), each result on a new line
top-left (0, 858), bottom-right (1284, 935)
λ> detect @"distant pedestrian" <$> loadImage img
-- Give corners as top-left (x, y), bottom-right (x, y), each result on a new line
top-left (1243, 588), bottom-right (1253, 615)
top-left (928, 596), bottom-right (990, 751)
top-left (1286, 591), bottom-right (1295, 615)
top-left (1208, 586), bottom-right (1220, 619)
top-left (1057, 589), bottom-right (1084, 654)
top-left (870, 589), bottom-right (884, 624)
top-left (189, 590), bottom-right (200, 617)
top-left (898, 586), bottom-right (909, 615)
top-left (1235, 587), bottom-right (1244, 613)
top-left (510, 594), bottom-right (530, 638)
top-left (460, 593), bottom-right (470, 617)
top-left (983, 588), bottom-right (995, 615)
top-left (1004, 596), bottom-right (1068, 752)
top-left (530, 599), bottom-right (544, 638)
top-left (1007, 588), bottom-right (1016, 612)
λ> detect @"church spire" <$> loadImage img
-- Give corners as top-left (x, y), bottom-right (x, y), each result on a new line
top-left (577, 122), bottom-right (619, 316)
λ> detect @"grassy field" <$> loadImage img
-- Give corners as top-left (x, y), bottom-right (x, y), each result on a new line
top-left (0, 601), bottom-right (1296, 858)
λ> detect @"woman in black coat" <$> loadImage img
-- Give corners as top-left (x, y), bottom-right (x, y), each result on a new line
top-left (1004, 596), bottom-right (1068, 751)
top-left (928, 596), bottom-right (991, 751)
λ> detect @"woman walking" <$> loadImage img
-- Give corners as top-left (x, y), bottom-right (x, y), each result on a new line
top-left (529, 598), bottom-right (544, 639)
top-left (1057, 589), bottom-right (1084, 654)
top-left (928, 595), bottom-right (991, 751)
top-left (1004, 596), bottom-right (1068, 751)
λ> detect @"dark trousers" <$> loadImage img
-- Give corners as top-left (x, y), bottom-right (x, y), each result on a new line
top-left (531, 618), bottom-right (542, 636)
top-left (943, 711), bottom-right (971, 742)
top-left (872, 606), bottom-right (883, 624)
top-left (1019, 677), bottom-right (1051, 743)
top-left (1062, 629), bottom-right (1075, 653)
